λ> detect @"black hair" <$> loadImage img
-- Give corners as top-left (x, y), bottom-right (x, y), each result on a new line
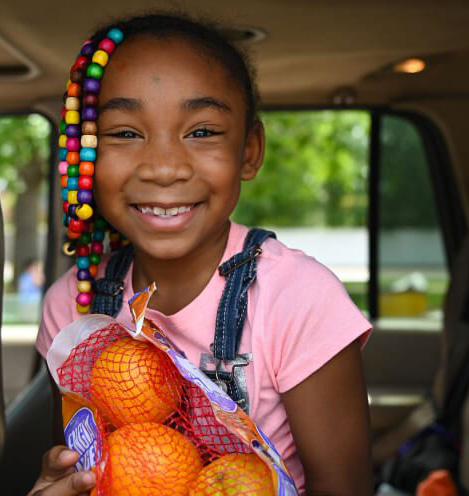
top-left (90, 12), bottom-right (260, 130)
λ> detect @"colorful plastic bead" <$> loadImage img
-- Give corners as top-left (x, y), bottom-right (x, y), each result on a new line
top-left (83, 94), bottom-right (98, 107)
top-left (94, 218), bottom-right (107, 230)
top-left (67, 165), bottom-right (79, 177)
top-left (77, 280), bottom-right (92, 293)
top-left (61, 108), bottom-right (66, 120)
top-left (99, 38), bottom-right (116, 54)
top-left (79, 233), bottom-right (92, 244)
top-left (80, 148), bottom-right (96, 162)
top-left (76, 303), bottom-right (91, 314)
top-left (78, 176), bottom-right (93, 190)
top-left (107, 28), bottom-right (124, 44)
top-left (92, 230), bottom-right (104, 242)
top-left (76, 204), bottom-right (93, 220)
top-left (92, 50), bottom-right (109, 67)
top-left (77, 257), bottom-right (90, 270)
top-left (66, 138), bottom-right (80, 152)
top-left (82, 121), bottom-right (98, 135)
top-left (58, 161), bottom-right (68, 174)
top-left (84, 78), bottom-right (100, 93)
top-left (81, 135), bottom-right (97, 148)
top-left (68, 205), bottom-right (77, 218)
top-left (79, 162), bottom-right (94, 176)
top-left (76, 292), bottom-right (92, 305)
top-left (70, 69), bottom-right (84, 84)
top-left (67, 228), bottom-right (81, 240)
top-left (67, 83), bottom-right (81, 97)
top-left (60, 175), bottom-right (68, 188)
top-left (77, 269), bottom-right (91, 281)
top-left (62, 201), bottom-right (69, 214)
top-left (77, 190), bottom-right (92, 204)
top-left (76, 245), bottom-right (90, 257)
top-left (65, 111), bottom-right (80, 124)
top-left (61, 189), bottom-right (69, 201)
top-left (59, 148), bottom-right (67, 161)
top-left (67, 177), bottom-right (79, 190)
top-left (69, 219), bottom-right (83, 233)
top-left (66, 152), bottom-right (80, 165)
top-left (74, 56), bottom-right (88, 71)
top-left (68, 191), bottom-right (78, 204)
top-left (89, 265), bottom-right (98, 278)
top-left (87, 63), bottom-right (103, 79)
top-left (65, 97), bottom-right (80, 111)
top-left (91, 241), bottom-right (103, 254)
top-left (65, 125), bottom-right (80, 138)
top-left (58, 135), bottom-right (67, 148)
top-left (82, 107), bottom-right (98, 121)
top-left (59, 121), bottom-right (66, 134)
top-left (81, 42), bottom-right (94, 58)
top-left (90, 254), bottom-right (100, 265)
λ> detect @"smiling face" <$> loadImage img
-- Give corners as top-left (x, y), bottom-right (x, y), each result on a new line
top-left (94, 35), bottom-right (264, 263)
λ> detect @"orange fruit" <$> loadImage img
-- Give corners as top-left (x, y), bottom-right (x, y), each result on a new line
top-left (90, 337), bottom-right (182, 427)
top-left (189, 453), bottom-right (275, 495)
top-left (107, 422), bottom-right (203, 495)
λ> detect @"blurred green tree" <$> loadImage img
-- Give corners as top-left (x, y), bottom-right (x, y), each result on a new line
top-left (233, 111), bottom-right (370, 227)
top-left (0, 114), bottom-right (50, 285)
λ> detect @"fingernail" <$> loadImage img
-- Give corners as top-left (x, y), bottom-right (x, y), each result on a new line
top-left (57, 449), bottom-right (73, 462)
top-left (82, 472), bottom-right (95, 487)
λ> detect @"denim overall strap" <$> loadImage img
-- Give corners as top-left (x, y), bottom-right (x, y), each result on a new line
top-left (213, 228), bottom-right (276, 361)
top-left (91, 244), bottom-right (134, 317)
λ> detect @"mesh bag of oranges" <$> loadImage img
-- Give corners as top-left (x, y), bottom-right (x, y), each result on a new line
top-left (47, 283), bottom-right (299, 496)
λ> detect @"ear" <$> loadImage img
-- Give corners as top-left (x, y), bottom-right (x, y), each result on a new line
top-left (241, 120), bottom-right (265, 181)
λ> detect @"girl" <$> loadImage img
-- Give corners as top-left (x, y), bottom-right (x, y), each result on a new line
top-left (30, 12), bottom-right (372, 496)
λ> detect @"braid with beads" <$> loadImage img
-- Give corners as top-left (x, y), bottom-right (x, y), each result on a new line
top-left (59, 27), bottom-right (127, 314)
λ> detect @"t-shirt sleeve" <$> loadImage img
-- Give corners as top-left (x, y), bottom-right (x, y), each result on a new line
top-left (36, 267), bottom-right (76, 359)
top-left (266, 256), bottom-right (371, 394)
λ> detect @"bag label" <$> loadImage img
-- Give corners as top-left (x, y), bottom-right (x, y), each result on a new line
top-left (64, 407), bottom-right (98, 471)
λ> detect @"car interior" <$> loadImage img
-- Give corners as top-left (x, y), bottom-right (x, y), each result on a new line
top-left (1, 1), bottom-right (469, 494)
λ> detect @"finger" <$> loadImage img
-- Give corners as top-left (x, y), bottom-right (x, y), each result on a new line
top-left (34, 470), bottom-right (95, 496)
top-left (41, 446), bottom-right (79, 480)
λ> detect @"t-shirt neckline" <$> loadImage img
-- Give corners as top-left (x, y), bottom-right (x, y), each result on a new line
top-left (121, 221), bottom-right (247, 321)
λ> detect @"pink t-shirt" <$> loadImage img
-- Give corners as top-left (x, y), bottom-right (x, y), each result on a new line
top-left (37, 222), bottom-right (371, 494)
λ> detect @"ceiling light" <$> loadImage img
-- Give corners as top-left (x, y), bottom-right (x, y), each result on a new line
top-left (393, 58), bottom-right (426, 74)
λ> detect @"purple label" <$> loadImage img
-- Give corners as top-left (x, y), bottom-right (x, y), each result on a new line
top-left (64, 407), bottom-right (98, 471)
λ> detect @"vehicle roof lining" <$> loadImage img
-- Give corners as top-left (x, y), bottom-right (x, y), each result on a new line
top-left (1, 1), bottom-right (469, 110)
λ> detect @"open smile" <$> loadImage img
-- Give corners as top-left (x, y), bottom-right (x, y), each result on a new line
top-left (134, 204), bottom-right (197, 218)
top-left (131, 202), bottom-right (201, 231)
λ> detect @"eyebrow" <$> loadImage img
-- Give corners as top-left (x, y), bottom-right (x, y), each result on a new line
top-left (99, 97), bottom-right (142, 114)
top-left (181, 97), bottom-right (231, 113)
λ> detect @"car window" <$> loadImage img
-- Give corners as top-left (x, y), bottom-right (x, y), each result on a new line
top-left (377, 114), bottom-right (448, 330)
top-left (232, 109), bottom-right (449, 330)
top-left (0, 113), bottom-right (52, 406)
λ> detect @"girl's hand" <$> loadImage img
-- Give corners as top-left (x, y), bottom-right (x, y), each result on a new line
top-left (27, 446), bottom-right (95, 496)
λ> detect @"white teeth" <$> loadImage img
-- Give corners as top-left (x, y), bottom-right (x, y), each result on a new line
top-left (137, 205), bottom-right (194, 217)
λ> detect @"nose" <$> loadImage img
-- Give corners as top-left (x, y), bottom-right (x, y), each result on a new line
top-left (135, 136), bottom-right (193, 186)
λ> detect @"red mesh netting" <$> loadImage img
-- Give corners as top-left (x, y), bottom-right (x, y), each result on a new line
top-left (57, 325), bottom-right (274, 495)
